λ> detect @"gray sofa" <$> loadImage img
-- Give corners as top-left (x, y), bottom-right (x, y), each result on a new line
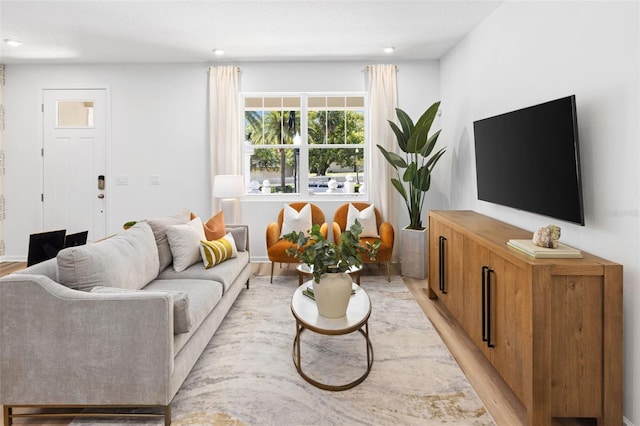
top-left (0, 211), bottom-right (251, 425)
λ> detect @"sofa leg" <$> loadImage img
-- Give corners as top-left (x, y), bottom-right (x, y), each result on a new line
top-left (270, 262), bottom-right (275, 283)
top-left (4, 405), bottom-right (12, 426)
top-left (245, 279), bottom-right (250, 289)
top-left (164, 404), bottom-right (171, 426)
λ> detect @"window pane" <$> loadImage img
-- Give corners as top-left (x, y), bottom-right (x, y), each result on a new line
top-left (308, 110), bottom-right (326, 145)
top-left (248, 147), bottom-right (299, 194)
top-left (245, 97), bottom-right (300, 145)
top-left (57, 101), bottom-right (94, 127)
top-left (346, 110), bottom-right (365, 145)
top-left (308, 147), bottom-right (363, 194)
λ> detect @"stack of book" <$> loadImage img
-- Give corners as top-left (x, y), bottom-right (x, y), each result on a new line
top-left (507, 239), bottom-right (582, 258)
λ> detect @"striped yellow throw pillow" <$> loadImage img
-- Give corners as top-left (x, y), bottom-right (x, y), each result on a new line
top-left (200, 233), bottom-right (238, 269)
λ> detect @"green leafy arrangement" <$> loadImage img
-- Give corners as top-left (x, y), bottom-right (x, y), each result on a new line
top-left (283, 220), bottom-right (380, 283)
top-left (377, 101), bottom-right (446, 230)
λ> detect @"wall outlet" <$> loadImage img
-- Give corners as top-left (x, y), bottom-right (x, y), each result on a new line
top-left (150, 175), bottom-right (160, 185)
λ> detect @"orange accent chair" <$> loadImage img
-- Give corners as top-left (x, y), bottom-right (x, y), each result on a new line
top-left (266, 203), bottom-right (328, 283)
top-left (332, 203), bottom-right (394, 281)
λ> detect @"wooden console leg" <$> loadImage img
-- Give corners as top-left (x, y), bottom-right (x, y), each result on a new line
top-left (428, 287), bottom-right (437, 299)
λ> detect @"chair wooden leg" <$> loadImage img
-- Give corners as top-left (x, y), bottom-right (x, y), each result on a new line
top-left (270, 262), bottom-right (275, 283)
top-left (386, 262), bottom-right (391, 282)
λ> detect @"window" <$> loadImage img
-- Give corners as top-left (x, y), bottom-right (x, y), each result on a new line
top-left (242, 93), bottom-right (366, 196)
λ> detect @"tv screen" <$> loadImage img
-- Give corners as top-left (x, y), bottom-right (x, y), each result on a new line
top-left (473, 95), bottom-right (584, 225)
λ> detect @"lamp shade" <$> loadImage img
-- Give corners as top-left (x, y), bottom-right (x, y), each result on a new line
top-left (213, 175), bottom-right (245, 198)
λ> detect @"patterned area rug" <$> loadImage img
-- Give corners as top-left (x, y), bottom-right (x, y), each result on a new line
top-left (71, 275), bottom-right (494, 425)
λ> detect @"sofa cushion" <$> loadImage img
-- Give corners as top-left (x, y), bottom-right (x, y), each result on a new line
top-left (227, 226), bottom-right (247, 252)
top-left (157, 251), bottom-right (249, 293)
top-left (144, 278), bottom-right (224, 355)
top-left (57, 222), bottom-right (159, 292)
top-left (90, 286), bottom-right (192, 334)
top-left (144, 208), bottom-right (191, 273)
top-left (200, 233), bottom-right (238, 269)
top-left (166, 217), bottom-right (207, 272)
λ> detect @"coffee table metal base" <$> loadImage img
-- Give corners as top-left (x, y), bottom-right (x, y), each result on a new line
top-left (292, 320), bottom-right (373, 391)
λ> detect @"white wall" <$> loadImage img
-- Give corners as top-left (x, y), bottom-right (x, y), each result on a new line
top-left (439, 2), bottom-right (639, 424)
top-left (4, 63), bottom-right (210, 258)
top-left (3, 60), bottom-right (440, 260)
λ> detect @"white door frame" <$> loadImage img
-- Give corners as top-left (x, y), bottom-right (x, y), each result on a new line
top-left (41, 85), bottom-right (112, 239)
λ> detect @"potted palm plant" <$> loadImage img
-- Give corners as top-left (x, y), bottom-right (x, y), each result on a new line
top-left (283, 221), bottom-right (379, 318)
top-left (377, 101), bottom-right (446, 278)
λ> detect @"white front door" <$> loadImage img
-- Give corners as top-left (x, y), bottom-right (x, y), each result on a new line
top-left (43, 89), bottom-right (107, 241)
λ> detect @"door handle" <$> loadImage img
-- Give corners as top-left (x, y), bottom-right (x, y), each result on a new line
top-left (486, 267), bottom-right (495, 348)
top-left (482, 266), bottom-right (488, 343)
top-left (439, 236), bottom-right (447, 294)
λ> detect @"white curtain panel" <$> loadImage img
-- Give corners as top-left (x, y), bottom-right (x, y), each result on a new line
top-left (0, 64), bottom-right (4, 256)
top-left (209, 65), bottom-right (240, 215)
top-left (367, 64), bottom-right (398, 233)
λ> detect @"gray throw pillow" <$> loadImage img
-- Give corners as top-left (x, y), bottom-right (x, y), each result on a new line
top-left (57, 222), bottom-right (159, 292)
top-left (143, 208), bottom-right (191, 273)
top-left (228, 226), bottom-right (247, 252)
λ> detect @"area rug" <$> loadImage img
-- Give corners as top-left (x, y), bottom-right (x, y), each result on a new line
top-left (71, 275), bottom-right (494, 425)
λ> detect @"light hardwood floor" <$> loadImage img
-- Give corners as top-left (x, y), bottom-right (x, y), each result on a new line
top-left (0, 262), bottom-right (595, 425)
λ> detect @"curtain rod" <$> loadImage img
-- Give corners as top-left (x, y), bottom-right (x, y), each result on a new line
top-left (365, 65), bottom-right (398, 71)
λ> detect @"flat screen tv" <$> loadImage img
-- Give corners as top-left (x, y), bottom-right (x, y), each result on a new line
top-left (473, 95), bottom-right (584, 225)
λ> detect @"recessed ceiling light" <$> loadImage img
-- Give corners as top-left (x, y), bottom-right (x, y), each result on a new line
top-left (4, 39), bottom-right (23, 47)
top-left (212, 49), bottom-right (225, 56)
top-left (383, 47), bottom-right (395, 54)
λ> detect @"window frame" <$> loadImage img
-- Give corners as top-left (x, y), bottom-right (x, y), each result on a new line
top-left (240, 91), bottom-right (370, 202)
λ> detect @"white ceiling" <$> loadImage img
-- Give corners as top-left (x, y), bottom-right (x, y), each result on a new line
top-left (0, 0), bottom-right (503, 64)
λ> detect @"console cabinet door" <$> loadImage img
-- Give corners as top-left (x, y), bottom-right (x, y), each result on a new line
top-left (429, 221), bottom-right (464, 319)
top-left (462, 238), bottom-right (491, 359)
top-left (487, 252), bottom-right (531, 404)
top-left (463, 240), bottom-right (531, 403)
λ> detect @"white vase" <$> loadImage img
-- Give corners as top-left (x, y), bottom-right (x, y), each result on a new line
top-left (401, 226), bottom-right (428, 279)
top-left (314, 272), bottom-right (352, 318)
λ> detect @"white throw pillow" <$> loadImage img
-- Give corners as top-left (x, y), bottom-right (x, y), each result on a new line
top-left (280, 203), bottom-right (312, 237)
top-left (346, 203), bottom-right (379, 238)
top-left (166, 217), bottom-right (206, 272)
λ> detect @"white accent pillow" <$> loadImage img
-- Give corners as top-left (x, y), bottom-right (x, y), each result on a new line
top-left (280, 203), bottom-right (312, 237)
top-left (166, 217), bottom-right (206, 272)
top-left (346, 204), bottom-right (379, 238)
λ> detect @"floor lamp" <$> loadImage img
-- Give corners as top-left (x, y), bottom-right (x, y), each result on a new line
top-left (212, 175), bottom-right (245, 225)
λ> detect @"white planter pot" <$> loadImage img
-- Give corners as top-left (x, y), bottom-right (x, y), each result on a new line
top-left (314, 272), bottom-right (352, 318)
top-left (401, 227), bottom-right (428, 279)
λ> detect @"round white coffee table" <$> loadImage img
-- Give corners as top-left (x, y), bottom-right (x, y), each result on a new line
top-left (290, 282), bottom-right (373, 391)
top-left (296, 263), bottom-right (362, 286)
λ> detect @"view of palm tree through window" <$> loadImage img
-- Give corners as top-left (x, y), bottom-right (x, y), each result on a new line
top-left (243, 94), bottom-right (366, 195)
